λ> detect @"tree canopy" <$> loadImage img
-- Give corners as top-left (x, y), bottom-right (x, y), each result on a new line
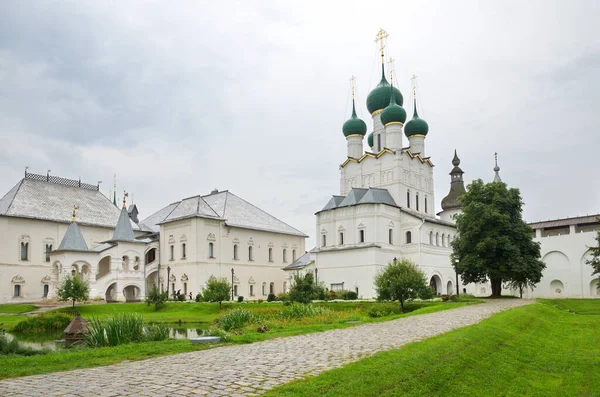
top-left (289, 271), bottom-right (323, 303)
top-left (56, 275), bottom-right (89, 308)
top-left (202, 276), bottom-right (231, 309)
top-left (374, 259), bottom-right (431, 311)
top-left (586, 219), bottom-right (600, 277)
top-left (451, 179), bottom-right (545, 297)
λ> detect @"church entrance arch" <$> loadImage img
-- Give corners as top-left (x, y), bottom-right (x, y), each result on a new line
top-left (447, 280), bottom-right (454, 295)
top-left (429, 275), bottom-right (442, 295)
top-left (105, 283), bottom-right (118, 302)
top-left (123, 285), bottom-right (141, 302)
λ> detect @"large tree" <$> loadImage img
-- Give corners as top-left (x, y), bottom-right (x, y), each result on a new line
top-left (451, 179), bottom-right (545, 297)
top-left (374, 259), bottom-right (431, 312)
top-left (586, 219), bottom-right (600, 276)
top-left (56, 275), bottom-right (90, 308)
top-left (202, 276), bottom-right (231, 309)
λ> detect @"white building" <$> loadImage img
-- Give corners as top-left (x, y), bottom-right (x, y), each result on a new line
top-left (0, 172), bottom-right (306, 303)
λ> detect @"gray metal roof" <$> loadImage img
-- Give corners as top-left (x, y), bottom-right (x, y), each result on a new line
top-left (358, 188), bottom-right (397, 206)
top-left (142, 191), bottom-right (308, 237)
top-left (283, 251), bottom-right (314, 270)
top-left (111, 207), bottom-right (136, 242)
top-left (0, 176), bottom-right (139, 230)
top-left (528, 214), bottom-right (600, 230)
top-left (321, 196), bottom-right (345, 211)
top-left (57, 222), bottom-right (89, 252)
top-left (338, 188), bottom-right (368, 207)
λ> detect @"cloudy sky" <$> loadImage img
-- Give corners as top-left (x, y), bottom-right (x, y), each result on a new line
top-left (1, 0), bottom-right (599, 247)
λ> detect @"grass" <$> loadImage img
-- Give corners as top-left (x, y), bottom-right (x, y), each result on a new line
top-left (0, 304), bottom-right (38, 314)
top-left (0, 315), bottom-right (29, 331)
top-left (538, 299), bottom-right (600, 315)
top-left (263, 300), bottom-right (600, 397)
top-left (0, 339), bottom-right (215, 379)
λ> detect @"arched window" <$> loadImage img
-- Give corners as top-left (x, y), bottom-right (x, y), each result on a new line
top-left (249, 284), bottom-right (254, 296)
top-left (416, 192), bottom-right (420, 211)
top-left (269, 282), bottom-right (274, 294)
top-left (43, 284), bottom-right (49, 298)
top-left (234, 244), bottom-right (239, 260)
top-left (429, 231), bottom-right (434, 245)
top-left (425, 196), bottom-right (428, 213)
top-left (268, 247), bottom-right (273, 262)
top-left (262, 282), bottom-right (266, 295)
top-left (208, 242), bottom-right (214, 258)
top-left (436, 232), bottom-right (440, 246)
top-left (406, 190), bottom-right (411, 209)
top-left (359, 229), bottom-right (365, 243)
top-left (20, 242), bottom-right (29, 261)
top-left (292, 249), bottom-right (296, 262)
top-left (322, 235), bottom-right (326, 247)
top-left (406, 231), bottom-right (412, 244)
top-left (283, 249), bottom-right (287, 263)
top-left (182, 243), bottom-right (187, 259)
top-left (45, 244), bottom-right (52, 262)
top-left (339, 232), bottom-right (344, 245)
top-left (442, 234), bottom-right (446, 247)
top-left (389, 229), bottom-right (393, 244)
top-left (248, 246), bottom-right (253, 261)
top-left (169, 245), bottom-right (174, 261)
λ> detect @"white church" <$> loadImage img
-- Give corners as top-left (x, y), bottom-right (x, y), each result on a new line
top-left (0, 30), bottom-right (598, 303)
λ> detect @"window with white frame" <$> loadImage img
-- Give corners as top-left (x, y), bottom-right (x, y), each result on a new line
top-left (20, 242), bottom-right (29, 261)
top-left (44, 244), bottom-right (52, 262)
top-left (359, 229), bottom-right (365, 243)
top-left (406, 231), bottom-right (412, 244)
top-left (339, 232), bottom-right (344, 245)
top-left (234, 244), bottom-right (239, 260)
top-left (248, 246), bottom-right (253, 261)
top-left (416, 192), bottom-right (420, 211)
top-left (283, 249), bottom-right (287, 263)
top-left (208, 242), bottom-right (214, 258)
top-left (268, 247), bottom-right (273, 262)
top-left (389, 229), bottom-right (393, 244)
top-left (182, 243), bottom-right (187, 259)
top-left (169, 245), bottom-right (174, 261)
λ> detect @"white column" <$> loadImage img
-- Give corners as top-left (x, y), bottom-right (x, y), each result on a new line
top-left (408, 135), bottom-right (425, 156)
top-left (372, 113), bottom-right (384, 151)
top-left (346, 136), bottom-right (364, 158)
top-left (385, 123), bottom-right (403, 151)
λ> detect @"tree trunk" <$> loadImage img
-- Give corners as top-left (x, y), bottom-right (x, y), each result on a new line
top-left (519, 286), bottom-right (523, 299)
top-left (72, 300), bottom-right (75, 308)
top-left (490, 278), bottom-right (502, 297)
top-left (400, 299), bottom-right (405, 313)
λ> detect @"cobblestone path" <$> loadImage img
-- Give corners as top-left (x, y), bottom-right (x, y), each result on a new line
top-left (2, 299), bottom-right (531, 397)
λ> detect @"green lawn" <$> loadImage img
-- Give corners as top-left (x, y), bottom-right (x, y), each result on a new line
top-left (0, 304), bottom-right (38, 314)
top-left (538, 299), bottom-right (600, 315)
top-left (0, 315), bottom-right (29, 331)
top-left (263, 300), bottom-right (600, 397)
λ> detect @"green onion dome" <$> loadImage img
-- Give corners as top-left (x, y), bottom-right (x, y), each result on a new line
top-left (404, 100), bottom-right (429, 137)
top-left (342, 99), bottom-right (367, 137)
top-left (367, 132), bottom-right (374, 148)
top-left (380, 89), bottom-right (407, 126)
top-left (366, 64), bottom-right (403, 115)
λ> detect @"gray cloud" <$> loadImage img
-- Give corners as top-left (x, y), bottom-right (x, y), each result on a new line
top-left (1, 0), bottom-right (599, 247)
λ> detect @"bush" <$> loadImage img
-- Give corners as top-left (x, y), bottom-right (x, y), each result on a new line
top-left (84, 313), bottom-right (169, 347)
top-left (277, 292), bottom-right (290, 302)
top-left (13, 313), bottom-right (73, 333)
top-left (176, 294), bottom-right (186, 302)
top-left (267, 293), bottom-right (276, 302)
top-left (203, 276), bottom-right (232, 309)
top-left (195, 293), bottom-right (203, 302)
top-left (237, 296), bottom-right (244, 303)
top-left (441, 295), bottom-right (449, 301)
top-left (56, 275), bottom-right (89, 308)
top-left (374, 259), bottom-right (431, 312)
top-left (367, 307), bottom-right (395, 318)
top-left (337, 290), bottom-right (358, 300)
top-left (0, 334), bottom-right (47, 356)
top-left (216, 308), bottom-right (256, 331)
top-left (279, 303), bottom-right (328, 319)
top-left (289, 272), bottom-right (323, 303)
top-left (146, 285), bottom-right (168, 311)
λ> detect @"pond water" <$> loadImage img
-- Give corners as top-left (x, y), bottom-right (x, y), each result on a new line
top-left (4, 323), bottom-right (211, 351)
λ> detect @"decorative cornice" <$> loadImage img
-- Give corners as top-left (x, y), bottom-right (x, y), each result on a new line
top-left (11, 275), bottom-right (25, 284)
top-left (345, 134), bottom-right (364, 138)
top-left (408, 134), bottom-right (426, 138)
top-left (384, 121), bottom-right (404, 127)
top-left (371, 109), bottom-right (383, 116)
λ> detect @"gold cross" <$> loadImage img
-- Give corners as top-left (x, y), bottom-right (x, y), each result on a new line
top-left (350, 75), bottom-right (356, 99)
top-left (123, 191), bottom-right (128, 209)
top-left (72, 205), bottom-right (80, 222)
top-left (375, 28), bottom-right (389, 60)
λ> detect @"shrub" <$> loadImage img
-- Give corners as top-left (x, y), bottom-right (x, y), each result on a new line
top-left (84, 313), bottom-right (168, 347)
top-left (13, 313), bottom-right (73, 333)
top-left (56, 275), bottom-right (89, 308)
top-left (195, 292), bottom-right (203, 302)
top-left (450, 295), bottom-right (458, 301)
top-left (374, 259), bottom-right (431, 312)
top-left (289, 272), bottom-right (321, 303)
top-left (441, 295), bottom-right (449, 301)
top-left (345, 291), bottom-right (358, 300)
top-left (237, 296), bottom-right (244, 303)
top-left (367, 307), bottom-right (395, 318)
top-left (146, 285), bottom-right (168, 311)
top-left (279, 303), bottom-right (328, 319)
top-left (267, 293), bottom-right (276, 302)
top-left (0, 334), bottom-right (47, 356)
top-left (176, 294), bottom-right (186, 302)
top-left (144, 324), bottom-right (170, 342)
top-left (203, 276), bottom-right (232, 309)
top-left (277, 292), bottom-right (290, 302)
top-left (216, 308), bottom-right (256, 331)
top-left (202, 328), bottom-right (231, 342)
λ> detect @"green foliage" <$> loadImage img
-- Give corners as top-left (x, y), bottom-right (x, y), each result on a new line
top-left (145, 285), bottom-right (168, 311)
top-left (0, 304), bottom-right (38, 314)
top-left (203, 276), bottom-right (232, 308)
top-left (13, 313), bottom-right (73, 333)
top-left (374, 259), bottom-right (430, 311)
top-left (176, 294), bottom-right (186, 302)
top-left (337, 290), bottom-right (358, 300)
top-left (277, 292), bottom-right (290, 302)
top-left (586, 220), bottom-right (600, 276)
top-left (202, 327), bottom-right (231, 342)
top-left (195, 292), bottom-right (203, 302)
top-left (216, 308), bottom-right (256, 331)
top-left (289, 272), bottom-right (322, 303)
top-left (451, 179), bottom-right (545, 296)
top-left (367, 307), bottom-right (396, 318)
top-left (279, 303), bottom-right (328, 319)
top-left (237, 296), bottom-right (244, 303)
top-left (0, 333), bottom-right (47, 356)
top-left (267, 293), bottom-right (276, 302)
top-left (56, 276), bottom-right (89, 308)
top-left (84, 313), bottom-right (169, 347)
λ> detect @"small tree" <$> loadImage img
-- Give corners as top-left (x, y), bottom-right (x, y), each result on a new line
top-left (374, 259), bottom-right (430, 312)
top-left (289, 271), bottom-right (319, 304)
top-left (203, 276), bottom-right (231, 309)
top-left (56, 275), bottom-right (89, 308)
top-left (586, 218), bottom-right (600, 277)
top-left (145, 285), bottom-right (167, 311)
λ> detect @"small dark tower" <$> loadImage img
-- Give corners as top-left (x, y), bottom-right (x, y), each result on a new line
top-left (441, 150), bottom-right (467, 212)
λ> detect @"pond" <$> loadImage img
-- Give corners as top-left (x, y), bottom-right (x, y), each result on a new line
top-left (4, 323), bottom-right (211, 351)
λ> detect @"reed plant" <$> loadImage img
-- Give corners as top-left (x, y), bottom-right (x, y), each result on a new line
top-left (216, 308), bottom-right (257, 331)
top-left (279, 303), bottom-right (329, 319)
top-left (85, 313), bottom-right (168, 347)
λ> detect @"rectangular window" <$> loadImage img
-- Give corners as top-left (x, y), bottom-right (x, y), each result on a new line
top-left (20, 242), bottom-right (28, 261)
top-left (208, 242), bottom-right (214, 258)
top-left (14, 285), bottom-right (21, 297)
top-left (339, 232), bottom-right (344, 245)
top-left (234, 245), bottom-right (239, 260)
top-left (389, 229), bottom-right (393, 244)
top-left (416, 194), bottom-right (419, 211)
top-left (322, 235), bottom-right (326, 247)
top-left (45, 244), bottom-right (52, 262)
top-left (169, 245), bottom-right (174, 261)
top-left (182, 243), bottom-right (187, 259)
top-left (330, 283), bottom-right (344, 292)
top-left (359, 230), bottom-right (365, 243)
top-left (425, 196), bottom-right (428, 213)
top-left (250, 285), bottom-right (254, 296)
top-left (283, 249), bottom-right (287, 263)
top-left (268, 248), bottom-right (272, 262)
top-left (407, 191), bottom-right (411, 209)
